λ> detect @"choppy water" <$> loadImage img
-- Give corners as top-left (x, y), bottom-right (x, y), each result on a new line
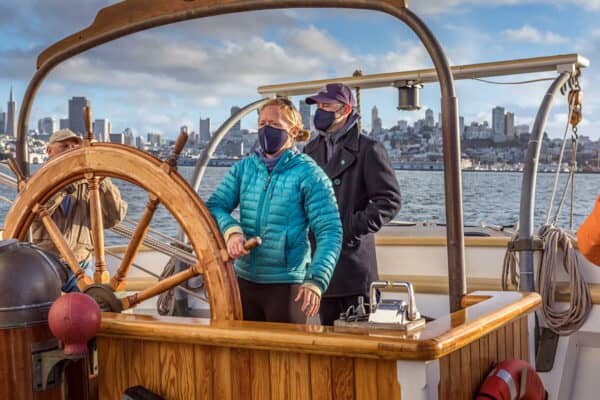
top-left (1, 166), bottom-right (598, 246)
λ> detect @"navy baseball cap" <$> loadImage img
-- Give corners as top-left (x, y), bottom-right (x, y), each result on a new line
top-left (305, 83), bottom-right (355, 107)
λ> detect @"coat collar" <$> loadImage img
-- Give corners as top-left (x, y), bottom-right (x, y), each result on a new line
top-left (305, 124), bottom-right (361, 179)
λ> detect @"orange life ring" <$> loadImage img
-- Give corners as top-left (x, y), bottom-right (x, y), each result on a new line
top-left (475, 359), bottom-right (547, 400)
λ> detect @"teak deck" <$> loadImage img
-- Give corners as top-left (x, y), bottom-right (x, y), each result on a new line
top-left (97, 291), bottom-right (539, 399)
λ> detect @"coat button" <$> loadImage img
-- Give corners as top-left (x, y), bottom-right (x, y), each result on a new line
top-left (341, 159), bottom-right (346, 165)
top-left (334, 179), bottom-right (341, 186)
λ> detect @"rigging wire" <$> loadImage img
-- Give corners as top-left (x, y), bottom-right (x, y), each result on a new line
top-left (470, 77), bottom-right (556, 85)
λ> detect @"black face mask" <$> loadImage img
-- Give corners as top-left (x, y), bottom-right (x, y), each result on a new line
top-left (313, 108), bottom-right (337, 131)
top-left (258, 125), bottom-right (289, 155)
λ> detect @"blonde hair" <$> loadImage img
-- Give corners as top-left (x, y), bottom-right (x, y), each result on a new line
top-left (260, 98), bottom-right (311, 142)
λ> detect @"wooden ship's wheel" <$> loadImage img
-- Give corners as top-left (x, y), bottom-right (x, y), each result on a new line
top-left (3, 111), bottom-right (242, 320)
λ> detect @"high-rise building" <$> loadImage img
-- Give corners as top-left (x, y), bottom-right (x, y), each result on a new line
top-left (515, 124), bottom-right (529, 136)
top-left (135, 135), bottom-right (145, 149)
top-left (59, 118), bottom-right (69, 130)
top-left (230, 106), bottom-right (242, 137)
top-left (492, 106), bottom-right (505, 137)
top-left (299, 100), bottom-right (311, 130)
top-left (6, 86), bottom-right (17, 137)
top-left (93, 119), bottom-right (111, 141)
top-left (0, 111), bottom-right (6, 135)
top-left (397, 120), bottom-right (408, 131)
top-left (38, 117), bottom-right (56, 135)
top-left (459, 116), bottom-right (464, 136)
top-left (123, 128), bottom-right (134, 146)
top-left (199, 117), bottom-right (211, 141)
top-left (425, 108), bottom-right (435, 128)
top-left (68, 96), bottom-right (90, 136)
top-left (147, 132), bottom-right (163, 147)
top-left (371, 106), bottom-right (382, 134)
top-left (109, 133), bottom-right (125, 144)
top-left (504, 112), bottom-right (515, 139)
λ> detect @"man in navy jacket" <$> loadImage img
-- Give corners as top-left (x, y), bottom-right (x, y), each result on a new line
top-left (304, 83), bottom-right (401, 325)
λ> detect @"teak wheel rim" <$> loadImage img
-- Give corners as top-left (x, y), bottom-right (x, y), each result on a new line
top-left (3, 142), bottom-right (242, 320)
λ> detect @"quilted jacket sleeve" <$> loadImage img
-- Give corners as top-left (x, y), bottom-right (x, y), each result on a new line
top-left (206, 161), bottom-right (244, 236)
top-left (577, 194), bottom-right (600, 266)
top-left (302, 165), bottom-right (342, 293)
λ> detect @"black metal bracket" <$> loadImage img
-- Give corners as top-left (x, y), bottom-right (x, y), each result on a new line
top-left (535, 327), bottom-right (559, 372)
top-left (508, 237), bottom-right (545, 252)
top-left (31, 339), bottom-right (84, 392)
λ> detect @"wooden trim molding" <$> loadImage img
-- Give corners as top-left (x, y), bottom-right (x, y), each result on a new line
top-left (99, 291), bottom-right (540, 361)
top-left (375, 236), bottom-right (511, 247)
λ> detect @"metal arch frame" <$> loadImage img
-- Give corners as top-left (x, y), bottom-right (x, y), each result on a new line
top-left (518, 72), bottom-right (573, 292)
top-left (16, 0), bottom-right (466, 312)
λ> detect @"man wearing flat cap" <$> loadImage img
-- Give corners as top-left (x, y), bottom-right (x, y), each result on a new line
top-left (32, 129), bottom-right (127, 292)
top-left (304, 83), bottom-right (401, 325)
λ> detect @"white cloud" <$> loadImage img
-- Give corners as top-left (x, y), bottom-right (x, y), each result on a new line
top-left (503, 25), bottom-right (567, 45)
top-left (412, 0), bottom-right (600, 15)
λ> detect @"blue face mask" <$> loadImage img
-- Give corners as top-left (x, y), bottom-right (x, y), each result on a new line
top-left (313, 108), bottom-right (336, 131)
top-left (258, 125), bottom-right (289, 155)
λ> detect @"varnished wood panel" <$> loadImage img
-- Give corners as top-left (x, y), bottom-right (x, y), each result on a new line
top-left (0, 325), bottom-right (63, 400)
top-left (128, 340), bottom-right (161, 394)
top-left (354, 358), bottom-right (377, 400)
top-left (194, 345), bottom-right (214, 400)
top-left (251, 350), bottom-right (271, 399)
top-left (310, 355), bottom-right (333, 400)
top-left (448, 350), bottom-right (462, 399)
top-left (288, 353), bottom-right (310, 400)
top-left (497, 325), bottom-right (506, 361)
top-left (270, 351), bottom-right (289, 400)
top-left (213, 347), bottom-right (233, 400)
top-left (469, 339), bottom-right (481, 395)
top-left (98, 337), bottom-right (128, 399)
top-left (332, 357), bottom-right (354, 400)
top-left (376, 360), bottom-right (401, 400)
top-left (232, 349), bottom-right (251, 400)
top-left (159, 342), bottom-right (195, 399)
top-left (438, 317), bottom-right (528, 400)
top-left (460, 346), bottom-right (471, 400)
top-left (96, 315), bottom-right (530, 400)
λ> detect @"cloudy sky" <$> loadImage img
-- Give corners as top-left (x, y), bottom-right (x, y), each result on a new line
top-left (1, 0), bottom-right (599, 139)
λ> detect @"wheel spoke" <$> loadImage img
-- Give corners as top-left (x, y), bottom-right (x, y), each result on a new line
top-left (120, 264), bottom-right (201, 310)
top-left (110, 194), bottom-right (159, 291)
top-left (34, 203), bottom-right (92, 291)
top-left (86, 173), bottom-right (108, 284)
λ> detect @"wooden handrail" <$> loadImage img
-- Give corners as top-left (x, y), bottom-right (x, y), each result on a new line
top-left (99, 291), bottom-right (540, 361)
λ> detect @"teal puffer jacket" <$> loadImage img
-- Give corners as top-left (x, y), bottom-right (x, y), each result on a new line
top-left (206, 150), bottom-right (342, 292)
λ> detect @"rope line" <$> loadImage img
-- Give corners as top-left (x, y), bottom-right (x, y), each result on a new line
top-left (536, 225), bottom-right (591, 335)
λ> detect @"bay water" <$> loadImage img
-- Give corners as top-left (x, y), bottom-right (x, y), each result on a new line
top-left (1, 166), bottom-right (598, 245)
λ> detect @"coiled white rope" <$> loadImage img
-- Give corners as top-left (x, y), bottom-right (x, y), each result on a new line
top-left (536, 225), bottom-right (591, 335)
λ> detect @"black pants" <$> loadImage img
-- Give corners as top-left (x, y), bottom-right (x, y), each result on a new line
top-left (319, 293), bottom-right (369, 326)
top-left (237, 277), bottom-right (306, 324)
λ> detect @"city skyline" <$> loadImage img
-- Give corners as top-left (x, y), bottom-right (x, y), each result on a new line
top-left (10, 87), bottom-right (538, 144)
top-left (0, 2), bottom-right (599, 140)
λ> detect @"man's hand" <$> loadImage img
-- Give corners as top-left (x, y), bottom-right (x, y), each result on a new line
top-left (294, 286), bottom-right (321, 317)
top-left (226, 233), bottom-right (250, 259)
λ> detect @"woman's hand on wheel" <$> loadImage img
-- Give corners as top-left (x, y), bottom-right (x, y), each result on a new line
top-left (294, 286), bottom-right (321, 317)
top-left (226, 233), bottom-right (250, 259)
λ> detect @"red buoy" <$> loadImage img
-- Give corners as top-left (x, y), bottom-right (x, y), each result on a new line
top-left (476, 359), bottom-right (546, 400)
top-left (48, 293), bottom-right (101, 355)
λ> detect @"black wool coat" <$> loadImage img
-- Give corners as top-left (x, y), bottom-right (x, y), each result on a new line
top-left (304, 123), bottom-right (401, 297)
